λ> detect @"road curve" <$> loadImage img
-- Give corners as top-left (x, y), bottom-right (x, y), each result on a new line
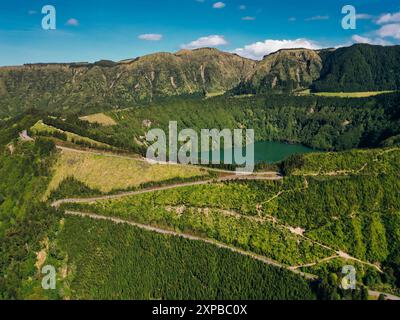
top-left (51, 174), bottom-right (282, 208)
top-left (368, 290), bottom-right (400, 301)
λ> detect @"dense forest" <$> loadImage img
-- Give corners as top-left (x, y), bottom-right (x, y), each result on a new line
top-left (0, 139), bottom-right (61, 299)
top-left (38, 92), bottom-right (400, 153)
top-left (0, 110), bottom-right (44, 152)
top-left (312, 44), bottom-right (400, 92)
top-left (58, 216), bottom-right (317, 300)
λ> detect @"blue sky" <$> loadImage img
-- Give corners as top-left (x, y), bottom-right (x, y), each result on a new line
top-left (0, 0), bottom-right (399, 65)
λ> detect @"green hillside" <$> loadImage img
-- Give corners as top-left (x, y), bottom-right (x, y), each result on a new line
top-left (58, 146), bottom-right (400, 297)
top-left (58, 216), bottom-right (316, 300)
top-left (67, 93), bottom-right (400, 152)
top-left (312, 44), bottom-right (400, 92)
top-left (0, 48), bottom-right (255, 117)
top-left (2, 44), bottom-right (400, 118)
top-left (234, 49), bottom-right (322, 94)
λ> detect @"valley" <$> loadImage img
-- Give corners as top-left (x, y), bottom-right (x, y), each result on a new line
top-left (1, 43), bottom-right (400, 301)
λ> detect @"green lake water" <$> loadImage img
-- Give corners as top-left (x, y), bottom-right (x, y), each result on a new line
top-left (199, 141), bottom-right (315, 165)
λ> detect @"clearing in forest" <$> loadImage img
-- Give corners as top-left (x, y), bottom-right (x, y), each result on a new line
top-left (79, 113), bottom-right (117, 126)
top-left (31, 120), bottom-right (111, 149)
top-left (296, 89), bottom-right (396, 98)
top-left (45, 148), bottom-right (209, 198)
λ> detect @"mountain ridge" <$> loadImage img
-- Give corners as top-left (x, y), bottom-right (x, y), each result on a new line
top-left (1, 44), bottom-right (400, 117)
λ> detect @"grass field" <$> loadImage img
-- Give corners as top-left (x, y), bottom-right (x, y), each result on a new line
top-left (205, 91), bottom-right (226, 98)
top-left (31, 120), bottom-right (111, 148)
top-left (45, 149), bottom-right (209, 198)
top-left (296, 89), bottom-right (396, 98)
top-left (79, 113), bottom-right (117, 126)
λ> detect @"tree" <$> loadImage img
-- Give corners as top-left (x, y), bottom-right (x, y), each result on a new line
top-left (281, 154), bottom-right (305, 175)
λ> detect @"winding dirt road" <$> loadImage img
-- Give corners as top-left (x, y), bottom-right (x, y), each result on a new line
top-left (64, 210), bottom-right (316, 280)
top-left (51, 172), bottom-right (282, 208)
top-left (64, 210), bottom-right (400, 300)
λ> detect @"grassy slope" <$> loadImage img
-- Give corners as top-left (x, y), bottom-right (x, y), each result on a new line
top-left (79, 113), bottom-right (117, 126)
top-left (297, 89), bottom-right (396, 98)
top-left (314, 91), bottom-right (396, 98)
top-left (31, 120), bottom-right (111, 149)
top-left (45, 148), bottom-right (210, 199)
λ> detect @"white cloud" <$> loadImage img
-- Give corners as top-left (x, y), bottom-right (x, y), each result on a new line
top-left (233, 38), bottom-right (320, 60)
top-left (288, 17), bottom-right (296, 22)
top-left (66, 18), bottom-right (79, 26)
top-left (352, 35), bottom-right (372, 44)
top-left (181, 35), bottom-right (228, 49)
top-left (376, 12), bottom-right (400, 25)
top-left (213, 2), bottom-right (226, 9)
top-left (352, 35), bottom-right (392, 46)
top-left (376, 23), bottom-right (400, 39)
top-left (239, 5), bottom-right (246, 10)
top-left (138, 34), bottom-right (163, 41)
top-left (242, 16), bottom-right (256, 21)
top-left (305, 15), bottom-right (329, 21)
top-left (356, 14), bottom-right (373, 20)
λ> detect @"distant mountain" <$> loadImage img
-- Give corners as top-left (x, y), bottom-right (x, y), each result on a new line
top-left (1, 44), bottom-right (400, 117)
top-left (312, 44), bottom-right (400, 92)
top-left (0, 48), bottom-right (256, 116)
top-left (232, 48), bottom-right (322, 94)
